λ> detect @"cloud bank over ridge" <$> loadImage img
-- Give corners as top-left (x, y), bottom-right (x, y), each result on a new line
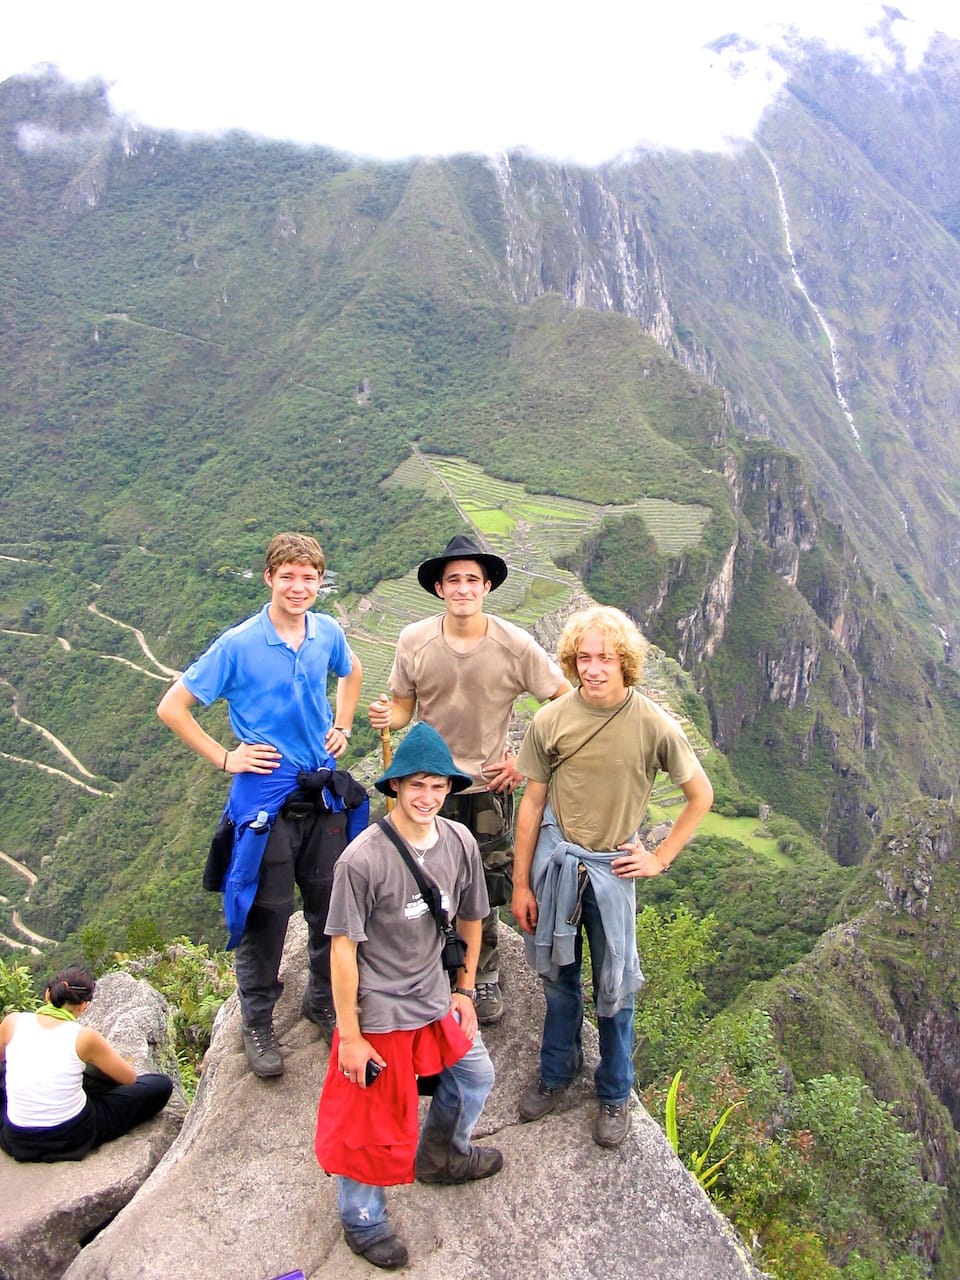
top-left (3, 1), bottom-right (960, 163)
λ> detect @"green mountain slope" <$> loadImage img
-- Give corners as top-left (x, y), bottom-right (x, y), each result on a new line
top-left (3, 47), bottom-right (960, 948)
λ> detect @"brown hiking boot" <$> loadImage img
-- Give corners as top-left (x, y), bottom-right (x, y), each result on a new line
top-left (594, 1100), bottom-right (631, 1148)
top-left (519, 1076), bottom-right (569, 1122)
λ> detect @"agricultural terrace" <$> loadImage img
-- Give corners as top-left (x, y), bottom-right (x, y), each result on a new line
top-left (342, 450), bottom-right (709, 732)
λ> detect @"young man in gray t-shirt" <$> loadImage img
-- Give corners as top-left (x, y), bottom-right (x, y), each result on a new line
top-left (316, 722), bottom-right (502, 1271)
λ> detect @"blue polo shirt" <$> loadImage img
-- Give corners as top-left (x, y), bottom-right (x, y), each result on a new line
top-left (181, 604), bottom-right (353, 770)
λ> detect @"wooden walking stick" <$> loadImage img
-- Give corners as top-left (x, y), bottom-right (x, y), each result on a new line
top-left (379, 696), bottom-right (395, 812)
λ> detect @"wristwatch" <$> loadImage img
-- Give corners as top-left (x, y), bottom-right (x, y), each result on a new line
top-left (334, 726), bottom-right (352, 740)
top-left (454, 986), bottom-right (477, 1001)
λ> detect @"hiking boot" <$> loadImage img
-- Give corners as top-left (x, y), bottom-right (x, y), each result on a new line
top-left (242, 1022), bottom-right (283, 1078)
top-left (594, 1100), bottom-right (631, 1148)
top-left (343, 1227), bottom-right (409, 1270)
top-left (300, 986), bottom-right (336, 1042)
top-left (416, 1119), bottom-right (504, 1183)
top-left (442, 1144), bottom-right (503, 1184)
top-left (475, 981), bottom-right (504, 1025)
top-left (519, 1076), bottom-right (570, 1122)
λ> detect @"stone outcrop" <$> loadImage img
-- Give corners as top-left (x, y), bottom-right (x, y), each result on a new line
top-left (0, 972), bottom-right (186, 1280)
top-left (64, 917), bottom-right (762, 1280)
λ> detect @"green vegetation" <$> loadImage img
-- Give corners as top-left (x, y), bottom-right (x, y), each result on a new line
top-left (115, 939), bottom-right (236, 1098)
top-left (665, 1068), bottom-right (741, 1192)
top-left (637, 836), bottom-right (849, 1012)
top-left (633, 904), bottom-right (718, 1082)
top-left (646, 1004), bottom-right (942, 1280)
top-left (0, 957), bottom-right (40, 1015)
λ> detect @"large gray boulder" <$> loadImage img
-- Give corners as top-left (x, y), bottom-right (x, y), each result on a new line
top-left (64, 918), bottom-right (763, 1280)
top-left (0, 971), bottom-right (186, 1280)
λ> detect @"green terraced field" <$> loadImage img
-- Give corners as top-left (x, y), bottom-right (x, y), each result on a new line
top-left (386, 453), bottom-right (707, 557)
top-left (340, 449), bottom-right (706, 749)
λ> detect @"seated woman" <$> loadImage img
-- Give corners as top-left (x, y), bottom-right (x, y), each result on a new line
top-left (0, 965), bottom-right (173, 1163)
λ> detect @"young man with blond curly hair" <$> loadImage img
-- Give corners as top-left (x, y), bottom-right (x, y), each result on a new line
top-left (512, 605), bottom-right (713, 1147)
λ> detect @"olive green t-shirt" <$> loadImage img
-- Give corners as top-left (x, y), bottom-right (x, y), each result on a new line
top-left (516, 688), bottom-right (699, 850)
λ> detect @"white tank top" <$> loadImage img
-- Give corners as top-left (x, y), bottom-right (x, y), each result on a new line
top-left (4, 1013), bottom-right (86, 1127)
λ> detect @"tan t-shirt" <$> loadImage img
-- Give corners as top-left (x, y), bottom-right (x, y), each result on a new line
top-left (390, 614), bottom-right (563, 786)
top-left (516, 688), bottom-right (699, 850)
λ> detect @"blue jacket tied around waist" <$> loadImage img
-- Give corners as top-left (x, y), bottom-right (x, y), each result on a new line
top-left (221, 757), bottom-right (369, 949)
top-left (525, 806), bottom-right (644, 1016)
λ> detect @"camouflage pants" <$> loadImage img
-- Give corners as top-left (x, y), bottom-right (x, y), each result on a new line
top-left (440, 788), bottom-right (514, 985)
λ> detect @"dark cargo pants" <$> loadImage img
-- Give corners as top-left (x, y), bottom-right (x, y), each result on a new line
top-left (440, 788), bottom-right (514, 985)
top-left (234, 804), bottom-right (347, 1026)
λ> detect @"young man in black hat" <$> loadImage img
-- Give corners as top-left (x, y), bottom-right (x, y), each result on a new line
top-left (315, 722), bottom-right (501, 1270)
top-left (368, 533), bottom-right (571, 1024)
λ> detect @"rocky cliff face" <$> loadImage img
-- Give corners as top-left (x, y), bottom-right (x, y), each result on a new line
top-left (871, 805), bottom-right (960, 1141)
top-left (490, 154), bottom-right (676, 349)
top-left (761, 801), bottom-right (960, 1255)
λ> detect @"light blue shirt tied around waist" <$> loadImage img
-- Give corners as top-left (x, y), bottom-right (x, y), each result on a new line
top-left (525, 806), bottom-right (644, 1016)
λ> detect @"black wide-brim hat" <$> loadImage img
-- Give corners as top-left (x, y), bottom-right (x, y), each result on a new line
top-left (374, 722), bottom-right (473, 795)
top-left (416, 534), bottom-right (508, 595)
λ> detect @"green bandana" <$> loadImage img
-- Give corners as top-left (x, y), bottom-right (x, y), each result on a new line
top-left (36, 1003), bottom-right (77, 1022)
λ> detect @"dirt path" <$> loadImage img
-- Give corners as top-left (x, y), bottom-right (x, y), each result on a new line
top-left (0, 931), bottom-right (40, 955)
top-left (11, 909), bottom-right (54, 946)
top-left (0, 850), bottom-right (54, 948)
top-left (1, 677), bottom-right (102, 780)
top-left (0, 629), bottom-right (71, 651)
top-left (88, 603), bottom-right (181, 678)
top-left (0, 750), bottom-right (113, 797)
top-left (99, 653), bottom-right (171, 681)
top-left (0, 850), bottom-right (37, 886)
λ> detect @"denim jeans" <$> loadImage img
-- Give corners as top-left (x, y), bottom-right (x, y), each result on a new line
top-left (539, 881), bottom-right (635, 1103)
top-left (338, 1031), bottom-right (494, 1243)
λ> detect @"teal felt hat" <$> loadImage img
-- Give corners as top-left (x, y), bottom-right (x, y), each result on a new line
top-left (374, 722), bottom-right (473, 795)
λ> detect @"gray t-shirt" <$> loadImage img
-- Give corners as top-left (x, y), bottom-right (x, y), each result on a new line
top-left (325, 817), bottom-right (489, 1033)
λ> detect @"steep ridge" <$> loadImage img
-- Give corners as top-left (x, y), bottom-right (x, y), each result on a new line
top-left (754, 800), bottom-right (960, 1265)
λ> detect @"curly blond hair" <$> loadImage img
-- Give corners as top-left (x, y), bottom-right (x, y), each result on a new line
top-left (557, 605), bottom-right (645, 687)
top-left (264, 533), bottom-right (325, 577)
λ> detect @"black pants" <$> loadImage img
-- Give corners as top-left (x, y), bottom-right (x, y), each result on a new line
top-left (0, 1071), bottom-right (173, 1163)
top-left (234, 805), bottom-right (347, 1025)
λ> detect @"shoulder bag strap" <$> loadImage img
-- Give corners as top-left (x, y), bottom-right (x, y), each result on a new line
top-left (377, 817), bottom-right (446, 936)
top-left (554, 688), bottom-right (635, 770)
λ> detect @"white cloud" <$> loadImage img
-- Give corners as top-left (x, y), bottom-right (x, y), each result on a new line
top-left (2, 1), bottom-right (959, 163)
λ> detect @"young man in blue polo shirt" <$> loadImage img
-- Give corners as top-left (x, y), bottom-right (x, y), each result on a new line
top-left (158, 533), bottom-right (363, 1077)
